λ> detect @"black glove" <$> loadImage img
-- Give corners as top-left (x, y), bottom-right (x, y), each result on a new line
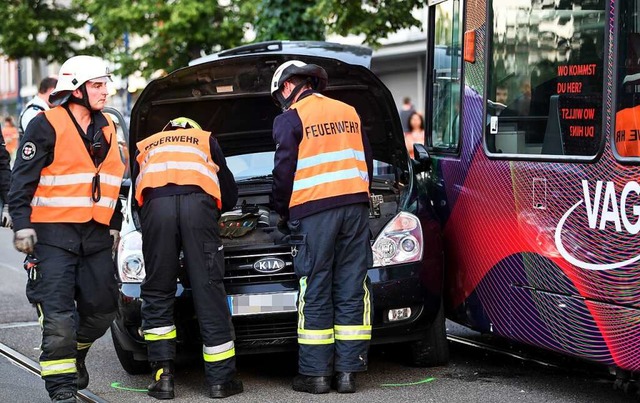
top-left (277, 217), bottom-right (290, 235)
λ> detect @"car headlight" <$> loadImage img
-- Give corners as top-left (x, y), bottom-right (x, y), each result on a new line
top-left (117, 231), bottom-right (145, 282)
top-left (372, 212), bottom-right (423, 267)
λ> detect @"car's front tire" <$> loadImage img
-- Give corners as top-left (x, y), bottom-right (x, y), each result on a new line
top-left (406, 299), bottom-right (449, 367)
top-left (111, 326), bottom-right (150, 375)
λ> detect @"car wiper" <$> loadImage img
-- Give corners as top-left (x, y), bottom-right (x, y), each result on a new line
top-left (236, 174), bottom-right (273, 183)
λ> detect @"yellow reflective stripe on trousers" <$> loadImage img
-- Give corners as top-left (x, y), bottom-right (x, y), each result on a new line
top-left (77, 342), bottom-right (92, 351)
top-left (298, 277), bottom-right (307, 330)
top-left (203, 341), bottom-right (235, 362)
top-left (298, 328), bottom-right (335, 345)
top-left (40, 358), bottom-right (76, 376)
top-left (144, 325), bottom-right (177, 341)
top-left (363, 276), bottom-right (371, 326)
top-left (36, 303), bottom-right (44, 330)
top-left (334, 325), bottom-right (372, 341)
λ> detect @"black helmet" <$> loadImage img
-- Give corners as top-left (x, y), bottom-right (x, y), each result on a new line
top-left (270, 60), bottom-right (328, 111)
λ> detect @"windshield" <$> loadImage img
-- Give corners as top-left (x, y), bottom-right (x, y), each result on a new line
top-left (226, 151), bottom-right (396, 181)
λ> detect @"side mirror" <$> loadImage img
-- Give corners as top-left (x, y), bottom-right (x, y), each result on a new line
top-left (412, 143), bottom-right (431, 171)
top-left (120, 178), bottom-right (131, 199)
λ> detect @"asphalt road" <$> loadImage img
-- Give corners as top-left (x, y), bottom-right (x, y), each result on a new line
top-left (0, 227), bottom-right (635, 403)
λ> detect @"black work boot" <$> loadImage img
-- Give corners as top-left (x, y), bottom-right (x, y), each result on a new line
top-left (209, 378), bottom-right (243, 399)
top-left (148, 361), bottom-right (175, 400)
top-left (332, 372), bottom-right (356, 393)
top-left (51, 390), bottom-right (77, 403)
top-left (292, 374), bottom-right (331, 394)
top-left (76, 348), bottom-right (89, 390)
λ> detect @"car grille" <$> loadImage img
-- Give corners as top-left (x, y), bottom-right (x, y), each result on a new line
top-left (233, 318), bottom-right (297, 341)
top-left (224, 245), bottom-right (295, 284)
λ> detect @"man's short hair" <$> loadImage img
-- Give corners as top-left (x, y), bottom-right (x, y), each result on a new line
top-left (287, 75), bottom-right (310, 87)
top-left (39, 77), bottom-right (58, 94)
top-left (403, 97), bottom-right (411, 104)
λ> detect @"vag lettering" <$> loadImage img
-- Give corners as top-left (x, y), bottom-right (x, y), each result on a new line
top-left (555, 180), bottom-right (640, 270)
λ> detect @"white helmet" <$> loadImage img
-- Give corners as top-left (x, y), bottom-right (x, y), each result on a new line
top-left (49, 55), bottom-right (112, 105)
top-left (270, 60), bottom-right (328, 110)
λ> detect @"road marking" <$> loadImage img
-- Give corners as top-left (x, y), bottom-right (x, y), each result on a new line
top-left (0, 321), bottom-right (39, 329)
top-left (0, 262), bottom-right (23, 274)
top-left (110, 382), bottom-right (147, 393)
top-left (381, 377), bottom-right (436, 387)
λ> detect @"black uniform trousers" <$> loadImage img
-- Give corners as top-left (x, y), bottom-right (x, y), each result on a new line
top-left (290, 203), bottom-right (373, 376)
top-left (140, 192), bottom-right (236, 385)
top-left (26, 243), bottom-right (118, 397)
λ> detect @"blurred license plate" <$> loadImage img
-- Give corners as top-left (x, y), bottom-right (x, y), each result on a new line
top-left (228, 292), bottom-right (298, 316)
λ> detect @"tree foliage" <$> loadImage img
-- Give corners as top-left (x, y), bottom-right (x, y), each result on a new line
top-left (77, 0), bottom-right (254, 78)
top-left (253, 0), bottom-right (426, 47)
top-left (254, 0), bottom-right (325, 42)
top-left (309, 0), bottom-right (428, 47)
top-left (0, 0), bottom-right (427, 80)
top-left (0, 0), bottom-right (90, 63)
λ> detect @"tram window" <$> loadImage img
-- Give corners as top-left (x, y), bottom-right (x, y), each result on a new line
top-left (429, 0), bottom-right (463, 153)
top-left (486, 0), bottom-right (605, 158)
top-left (614, 3), bottom-right (640, 160)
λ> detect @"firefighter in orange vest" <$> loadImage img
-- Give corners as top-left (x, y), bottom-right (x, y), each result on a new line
top-left (615, 74), bottom-right (640, 157)
top-left (8, 56), bottom-right (125, 403)
top-left (133, 117), bottom-right (241, 399)
top-left (270, 61), bottom-right (374, 394)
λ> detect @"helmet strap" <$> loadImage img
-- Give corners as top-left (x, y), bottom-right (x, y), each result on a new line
top-left (278, 80), bottom-right (311, 111)
top-left (68, 84), bottom-right (95, 111)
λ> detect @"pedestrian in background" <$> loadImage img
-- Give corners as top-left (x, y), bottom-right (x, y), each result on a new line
top-left (134, 117), bottom-right (242, 400)
top-left (270, 60), bottom-right (374, 394)
top-left (0, 126), bottom-right (11, 227)
top-left (399, 96), bottom-right (415, 133)
top-left (3, 116), bottom-right (19, 164)
top-left (9, 55), bottom-right (124, 403)
top-left (404, 111), bottom-right (425, 159)
top-left (19, 77), bottom-right (58, 138)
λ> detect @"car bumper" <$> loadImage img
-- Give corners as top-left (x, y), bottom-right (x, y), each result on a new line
top-left (113, 262), bottom-right (438, 356)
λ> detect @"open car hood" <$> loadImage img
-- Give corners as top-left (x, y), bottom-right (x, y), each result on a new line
top-left (129, 41), bottom-right (407, 168)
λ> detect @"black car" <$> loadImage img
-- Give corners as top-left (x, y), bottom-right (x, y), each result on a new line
top-left (111, 41), bottom-right (447, 374)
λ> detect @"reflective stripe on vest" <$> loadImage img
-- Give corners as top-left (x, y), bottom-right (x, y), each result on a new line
top-left (32, 196), bottom-right (117, 209)
top-left (144, 325), bottom-right (177, 341)
top-left (40, 358), bottom-right (76, 377)
top-left (203, 341), bottom-right (235, 362)
top-left (31, 107), bottom-right (125, 225)
top-left (289, 94), bottom-right (369, 208)
top-left (135, 129), bottom-right (222, 208)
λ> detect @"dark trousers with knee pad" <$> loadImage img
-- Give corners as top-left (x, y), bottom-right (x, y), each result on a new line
top-left (140, 193), bottom-right (236, 386)
top-left (26, 243), bottom-right (118, 398)
top-left (291, 204), bottom-right (373, 376)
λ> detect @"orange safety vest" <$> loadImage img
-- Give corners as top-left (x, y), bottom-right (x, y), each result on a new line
top-left (31, 107), bottom-right (125, 225)
top-left (135, 128), bottom-right (222, 208)
top-left (615, 106), bottom-right (640, 157)
top-left (289, 93), bottom-right (369, 208)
